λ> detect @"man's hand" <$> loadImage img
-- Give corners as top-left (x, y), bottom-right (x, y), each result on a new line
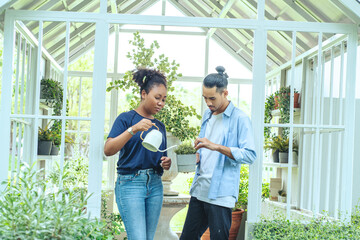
top-left (196, 153), bottom-right (200, 163)
top-left (160, 156), bottom-right (171, 170)
top-left (194, 137), bottom-right (219, 151)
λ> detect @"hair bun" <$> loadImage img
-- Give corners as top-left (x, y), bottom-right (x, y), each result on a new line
top-left (215, 66), bottom-right (228, 79)
top-left (215, 66), bottom-right (225, 74)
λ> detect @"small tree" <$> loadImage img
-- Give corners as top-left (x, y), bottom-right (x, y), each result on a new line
top-left (107, 32), bottom-right (201, 141)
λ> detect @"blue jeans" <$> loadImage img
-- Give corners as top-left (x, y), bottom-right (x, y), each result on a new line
top-left (180, 197), bottom-right (232, 240)
top-left (115, 169), bottom-right (163, 240)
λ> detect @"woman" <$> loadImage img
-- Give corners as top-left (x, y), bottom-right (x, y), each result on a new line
top-left (104, 68), bottom-right (171, 240)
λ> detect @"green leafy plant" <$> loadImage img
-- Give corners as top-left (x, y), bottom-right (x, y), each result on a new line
top-left (106, 32), bottom-right (201, 141)
top-left (278, 189), bottom-right (286, 197)
top-left (101, 191), bottom-right (126, 238)
top-left (49, 131), bottom-right (74, 147)
top-left (264, 94), bottom-right (275, 142)
top-left (40, 78), bottom-right (64, 113)
top-left (47, 157), bottom-right (89, 188)
top-left (235, 166), bottom-right (269, 211)
top-left (277, 86), bottom-right (299, 137)
top-left (174, 142), bottom-right (196, 155)
top-left (252, 210), bottom-right (360, 240)
top-left (40, 78), bottom-right (72, 147)
top-left (38, 123), bottom-right (52, 141)
top-left (264, 135), bottom-right (298, 154)
top-left (0, 163), bottom-right (112, 239)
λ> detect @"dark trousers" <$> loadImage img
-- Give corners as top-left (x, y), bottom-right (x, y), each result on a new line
top-left (180, 197), bottom-right (232, 240)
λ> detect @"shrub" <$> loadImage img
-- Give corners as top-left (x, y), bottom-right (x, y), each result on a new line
top-left (0, 163), bottom-right (112, 239)
top-left (174, 142), bottom-right (196, 155)
top-left (252, 211), bottom-right (360, 239)
top-left (106, 32), bottom-right (201, 141)
top-left (236, 166), bottom-right (269, 210)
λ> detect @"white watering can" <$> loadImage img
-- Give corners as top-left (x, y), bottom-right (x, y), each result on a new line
top-left (140, 124), bottom-right (178, 152)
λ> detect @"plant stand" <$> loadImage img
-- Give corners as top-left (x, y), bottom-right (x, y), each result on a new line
top-left (154, 195), bottom-right (190, 240)
top-left (162, 134), bottom-right (181, 196)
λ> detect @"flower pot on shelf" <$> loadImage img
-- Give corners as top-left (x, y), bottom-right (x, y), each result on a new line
top-left (279, 152), bottom-right (288, 163)
top-left (272, 149), bottom-right (279, 163)
top-left (50, 144), bottom-right (59, 155)
top-left (38, 140), bottom-right (52, 155)
top-left (201, 209), bottom-right (245, 240)
top-left (274, 96), bottom-right (279, 109)
top-left (293, 92), bottom-right (300, 108)
top-left (278, 196), bottom-right (287, 203)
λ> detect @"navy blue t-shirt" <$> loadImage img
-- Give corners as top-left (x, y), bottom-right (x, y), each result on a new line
top-left (107, 110), bottom-right (167, 175)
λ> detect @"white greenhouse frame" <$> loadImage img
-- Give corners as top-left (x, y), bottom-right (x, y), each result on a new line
top-left (0, 0), bottom-right (358, 235)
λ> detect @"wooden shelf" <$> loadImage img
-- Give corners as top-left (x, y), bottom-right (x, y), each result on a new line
top-left (263, 162), bottom-right (298, 168)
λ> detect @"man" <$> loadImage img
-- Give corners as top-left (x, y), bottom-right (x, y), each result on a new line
top-left (180, 66), bottom-right (256, 240)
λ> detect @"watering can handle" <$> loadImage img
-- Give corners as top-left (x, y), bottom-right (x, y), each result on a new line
top-left (140, 123), bottom-right (159, 140)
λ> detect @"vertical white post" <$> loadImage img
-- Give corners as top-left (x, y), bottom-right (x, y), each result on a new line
top-left (248, 0), bottom-right (266, 224)
top-left (87, 19), bottom-right (109, 218)
top-left (307, 57), bottom-right (317, 210)
top-left (312, 32), bottom-right (323, 216)
top-left (107, 24), bottom-right (120, 190)
top-left (59, 21), bottom-right (70, 185)
top-left (286, 31), bottom-right (296, 219)
top-left (340, 30), bottom-right (357, 223)
top-left (324, 47), bottom-right (335, 212)
top-left (31, 21), bottom-right (43, 166)
top-left (299, 57), bottom-right (309, 210)
top-left (0, 12), bottom-right (15, 188)
top-left (201, 37), bottom-right (210, 113)
top-left (334, 42), bottom-right (345, 219)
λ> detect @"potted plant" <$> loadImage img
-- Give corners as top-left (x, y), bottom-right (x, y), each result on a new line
top-left (49, 131), bottom-right (74, 155)
top-left (264, 135), bottom-right (298, 163)
top-left (40, 78), bottom-right (64, 113)
top-left (278, 189), bottom-right (287, 203)
top-left (38, 124), bottom-right (52, 155)
top-left (264, 94), bottom-right (275, 142)
top-left (174, 142), bottom-right (197, 172)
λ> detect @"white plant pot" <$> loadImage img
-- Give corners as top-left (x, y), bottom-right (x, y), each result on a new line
top-left (176, 154), bottom-right (197, 173)
top-left (278, 196), bottom-right (287, 203)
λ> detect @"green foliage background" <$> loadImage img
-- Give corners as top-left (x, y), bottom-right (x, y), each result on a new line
top-left (107, 32), bottom-right (201, 141)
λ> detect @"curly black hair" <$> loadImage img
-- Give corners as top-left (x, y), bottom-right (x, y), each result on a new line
top-left (133, 68), bottom-right (167, 96)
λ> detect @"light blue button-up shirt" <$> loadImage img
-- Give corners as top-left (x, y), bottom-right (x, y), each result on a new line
top-left (190, 101), bottom-right (257, 201)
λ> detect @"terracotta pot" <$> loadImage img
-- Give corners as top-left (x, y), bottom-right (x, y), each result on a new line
top-left (293, 92), bottom-right (300, 108)
top-left (201, 209), bottom-right (245, 240)
top-left (274, 96), bottom-right (279, 109)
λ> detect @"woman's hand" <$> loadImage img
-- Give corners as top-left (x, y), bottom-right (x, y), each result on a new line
top-left (132, 119), bottom-right (154, 134)
top-left (160, 156), bottom-right (171, 170)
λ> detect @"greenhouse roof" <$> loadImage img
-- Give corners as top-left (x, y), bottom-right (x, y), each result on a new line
top-left (0, 0), bottom-right (359, 72)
